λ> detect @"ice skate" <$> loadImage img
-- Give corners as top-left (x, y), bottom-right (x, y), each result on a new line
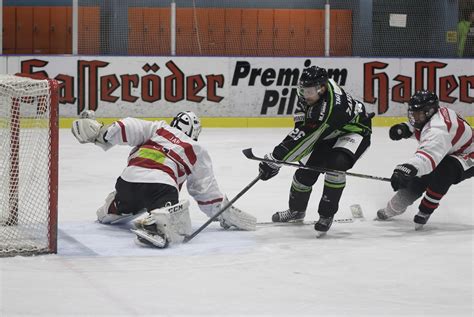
top-left (414, 211), bottom-right (431, 230)
top-left (272, 209), bottom-right (306, 223)
top-left (132, 228), bottom-right (169, 248)
top-left (314, 216), bottom-right (334, 238)
top-left (375, 208), bottom-right (395, 221)
top-left (131, 214), bottom-right (170, 248)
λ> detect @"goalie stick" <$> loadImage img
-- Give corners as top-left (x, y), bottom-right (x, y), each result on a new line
top-left (242, 148), bottom-right (390, 182)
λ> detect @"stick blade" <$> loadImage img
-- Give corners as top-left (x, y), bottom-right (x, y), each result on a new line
top-left (242, 148), bottom-right (255, 159)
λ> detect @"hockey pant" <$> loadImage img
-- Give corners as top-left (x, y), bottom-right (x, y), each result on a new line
top-left (97, 177), bottom-right (180, 224)
top-left (390, 155), bottom-right (474, 217)
top-left (289, 133), bottom-right (371, 218)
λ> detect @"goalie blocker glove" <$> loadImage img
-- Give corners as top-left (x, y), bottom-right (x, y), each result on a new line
top-left (389, 123), bottom-right (412, 140)
top-left (258, 153), bottom-right (281, 180)
top-left (390, 164), bottom-right (417, 191)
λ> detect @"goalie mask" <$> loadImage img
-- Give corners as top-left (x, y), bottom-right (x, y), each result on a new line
top-left (407, 90), bottom-right (439, 130)
top-left (298, 66), bottom-right (328, 105)
top-left (170, 111), bottom-right (202, 141)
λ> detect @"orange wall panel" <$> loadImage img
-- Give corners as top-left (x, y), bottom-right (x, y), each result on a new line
top-left (305, 10), bottom-right (324, 56)
top-left (50, 7), bottom-right (68, 54)
top-left (194, 8), bottom-right (209, 55)
top-left (143, 8), bottom-right (161, 55)
top-left (16, 7), bottom-right (34, 54)
top-left (257, 9), bottom-right (273, 56)
top-left (208, 8), bottom-right (225, 56)
top-left (176, 8), bottom-right (196, 55)
top-left (33, 7), bottom-right (50, 54)
top-left (274, 9), bottom-right (290, 56)
top-left (158, 8), bottom-right (171, 55)
top-left (3, 7), bottom-right (16, 53)
top-left (79, 7), bottom-right (100, 55)
top-left (333, 10), bottom-right (352, 56)
top-left (224, 8), bottom-right (241, 56)
top-left (241, 9), bottom-right (258, 56)
top-left (128, 7), bottom-right (144, 55)
top-left (289, 9), bottom-right (306, 56)
top-left (66, 7), bottom-right (72, 53)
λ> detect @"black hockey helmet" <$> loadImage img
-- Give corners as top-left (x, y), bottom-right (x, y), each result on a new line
top-left (299, 66), bottom-right (328, 88)
top-left (407, 90), bottom-right (439, 129)
top-left (298, 66), bottom-right (328, 105)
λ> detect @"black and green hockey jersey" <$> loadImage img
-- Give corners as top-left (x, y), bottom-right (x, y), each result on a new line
top-left (272, 79), bottom-right (373, 162)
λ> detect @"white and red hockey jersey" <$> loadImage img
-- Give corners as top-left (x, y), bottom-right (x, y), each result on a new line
top-left (405, 107), bottom-right (473, 176)
top-left (103, 117), bottom-right (224, 217)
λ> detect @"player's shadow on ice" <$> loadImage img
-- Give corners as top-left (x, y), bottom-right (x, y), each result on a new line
top-left (372, 218), bottom-right (474, 236)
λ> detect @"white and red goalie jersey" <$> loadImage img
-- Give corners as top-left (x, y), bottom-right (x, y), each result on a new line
top-left (405, 107), bottom-right (473, 176)
top-left (103, 117), bottom-right (224, 217)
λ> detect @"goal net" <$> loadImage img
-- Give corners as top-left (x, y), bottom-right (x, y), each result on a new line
top-left (0, 75), bottom-right (59, 257)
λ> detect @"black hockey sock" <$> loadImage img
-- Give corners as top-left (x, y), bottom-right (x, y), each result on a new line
top-left (318, 183), bottom-right (345, 217)
top-left (288, 180), bottom-right (312, 212)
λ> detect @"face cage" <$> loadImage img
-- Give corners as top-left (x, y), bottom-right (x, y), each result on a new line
top-left (408, 109), bottom-right (427, 129)
top-left (298, 85), bottom-right (324, 100)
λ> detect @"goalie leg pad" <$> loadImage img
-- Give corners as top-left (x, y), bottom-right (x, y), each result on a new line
top-left (154, 200), bottom-right (192, 238)
top-left (220, 197), bottom-right (256, 231)
top-left (97, 191), bottom-right (145, 224)
top-left (97, 191), bottom-right (128, 224)
top-left (133, 200), bottom-right (191, 245)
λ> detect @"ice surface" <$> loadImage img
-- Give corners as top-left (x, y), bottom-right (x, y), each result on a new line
top-left (1, 128), bottom-right (473, 316)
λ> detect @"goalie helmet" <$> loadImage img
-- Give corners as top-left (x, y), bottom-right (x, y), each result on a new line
top-left (298, 66), bottom-right (328, 105)
top-left (170, 111), bottom-right (202, 141)
top-left (407, 90), bottom-right (439, 129)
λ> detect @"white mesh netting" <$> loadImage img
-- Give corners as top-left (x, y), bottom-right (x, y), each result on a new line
top-left (0, 75), bottom-right (58, 257)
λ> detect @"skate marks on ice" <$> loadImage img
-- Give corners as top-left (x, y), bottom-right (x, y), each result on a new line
top-left (57, 217), bottom-right (474, 257)
top-left (372, 217), bottom-right (474, 237)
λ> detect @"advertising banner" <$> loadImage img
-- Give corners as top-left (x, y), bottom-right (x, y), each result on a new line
top-left (5, 56), bottom-right (473, 117)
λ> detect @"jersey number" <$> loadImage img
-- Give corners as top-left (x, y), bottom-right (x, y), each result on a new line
top-left (289, 128), bottom-right (306, 141)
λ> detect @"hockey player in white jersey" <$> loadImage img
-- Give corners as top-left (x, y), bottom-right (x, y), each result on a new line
top-left (376, 90), bottom-right (473, 229)
top-left (71, 110), bottom-right (256, 248)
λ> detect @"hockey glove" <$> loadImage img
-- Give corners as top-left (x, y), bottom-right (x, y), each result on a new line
top-left (390, 164), bottom-right (417, 191)
top-left (71, 118), bottom-right (102, 144)
top-left (389, 123), bottom-right (412, 140)
top-left (80, 110), bottom-right (97, 119)
top-left (259, 153), bottom-right (281, 181)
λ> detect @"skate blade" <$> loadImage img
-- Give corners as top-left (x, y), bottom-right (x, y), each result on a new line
top-left (131, 229), bottom-right (168, 248)
top-left (414, 223), bottom-right (425, 231)
top-left (288, 219), bottom-right (305, 223)
top-left (315, 231), bottom-right (327, 238)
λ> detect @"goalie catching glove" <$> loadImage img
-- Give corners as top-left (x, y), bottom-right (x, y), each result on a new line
top-left (71, 110), bottom-right (111, 150)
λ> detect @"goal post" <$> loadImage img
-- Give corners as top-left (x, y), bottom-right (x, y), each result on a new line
top-left (0, 74), bottom-right (59, 257)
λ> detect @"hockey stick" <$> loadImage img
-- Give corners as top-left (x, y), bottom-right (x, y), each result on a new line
top-left (257, 218), bottom-right (355, 227)
top-left (243, 148), bottom-right (390, 182)
top-left (183, 175), bottom-right (261, 243)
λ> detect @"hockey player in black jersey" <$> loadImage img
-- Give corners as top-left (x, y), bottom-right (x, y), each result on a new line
top-left (257, 66), bottom-right (374, 236)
